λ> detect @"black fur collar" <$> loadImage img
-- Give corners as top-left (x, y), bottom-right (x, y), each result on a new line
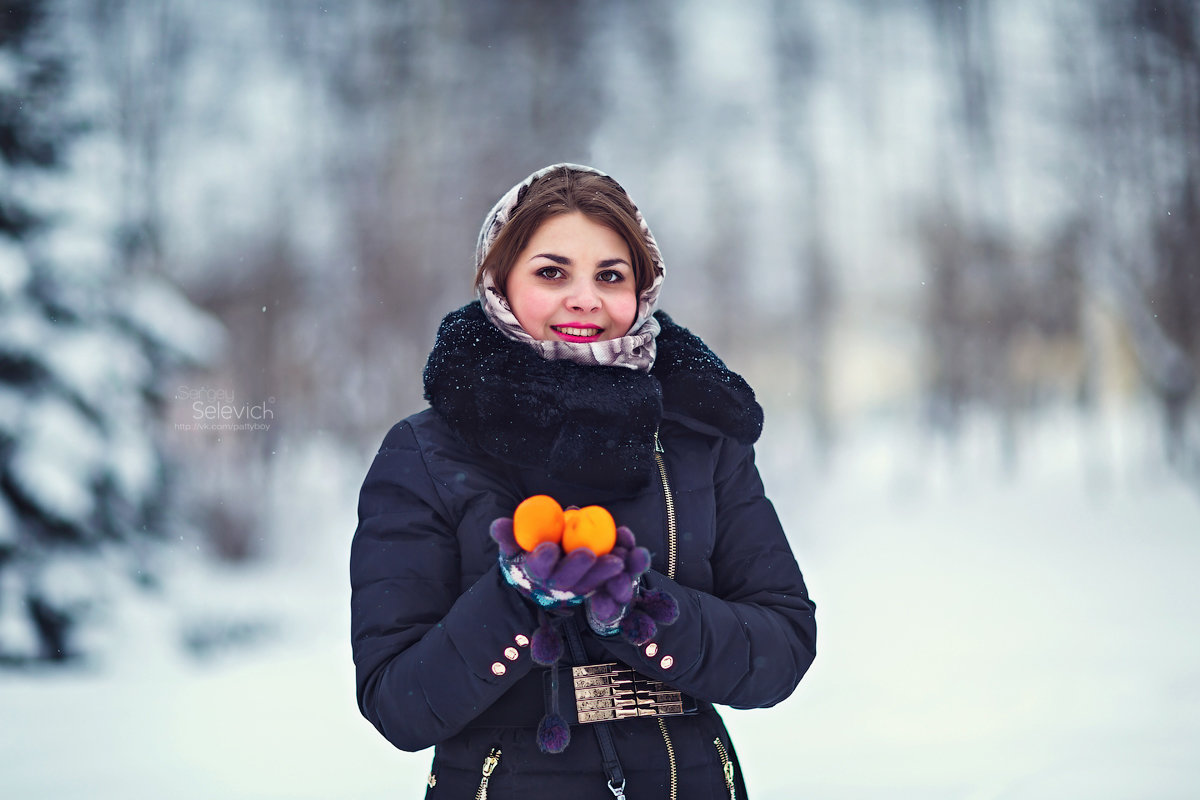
top-left (423, 302), bottom-right (762, 490)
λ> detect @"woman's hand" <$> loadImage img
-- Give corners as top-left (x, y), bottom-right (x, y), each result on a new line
top-left (490, 517), bottom-right (625, 607)
top-left (586, 526), bottom-right (679, 644)
top-left (491, 515), bottom-right (679, 645)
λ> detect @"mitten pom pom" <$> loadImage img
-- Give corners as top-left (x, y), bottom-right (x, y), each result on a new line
top-left (531, 621), bottom-right (564, 666)
top-left (640, 589), bottom-right (680, 625)
top-left (619, 609), bottom-right (657, 646)
top-left (536, 713), bottom-right (572, 754)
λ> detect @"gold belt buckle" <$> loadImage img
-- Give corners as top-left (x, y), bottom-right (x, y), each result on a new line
top-left (571, 662), bottom-right (689, 724)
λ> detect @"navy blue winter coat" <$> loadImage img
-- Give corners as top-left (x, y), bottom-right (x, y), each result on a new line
top-left (351, 302), bottom-right (816, 798)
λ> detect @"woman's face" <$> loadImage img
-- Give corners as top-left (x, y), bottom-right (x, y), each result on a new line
top-left (504, 212), bottom-right (638, 343)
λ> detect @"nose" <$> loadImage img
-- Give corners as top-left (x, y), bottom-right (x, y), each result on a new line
top-left (565, 280), bottom-right (600, 312)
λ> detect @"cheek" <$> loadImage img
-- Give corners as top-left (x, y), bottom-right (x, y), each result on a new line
top-left (509, 285), bottom-right (557, 333)
top-left (611, 290), bottom-right (639, 332)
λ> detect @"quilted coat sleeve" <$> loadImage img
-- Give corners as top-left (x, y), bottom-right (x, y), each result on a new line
top-left (350, 421), bottom-right (540, 752)
top-left (599, 439), bottom-right (816, 708)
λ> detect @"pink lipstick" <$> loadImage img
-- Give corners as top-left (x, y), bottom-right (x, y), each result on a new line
top-left (551, 323), bottom-right (604, 343)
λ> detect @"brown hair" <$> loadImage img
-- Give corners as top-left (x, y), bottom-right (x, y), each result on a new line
top-left (474, 167), bottom-right (658, 298)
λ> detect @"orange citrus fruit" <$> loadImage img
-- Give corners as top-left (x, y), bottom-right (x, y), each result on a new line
top-left (562, 505), bottom-right (617, 556)
top-left (512, 495), bottom-right (565, 552)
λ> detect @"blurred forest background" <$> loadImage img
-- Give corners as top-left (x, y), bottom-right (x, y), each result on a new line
top-left (2, 0), bottom-right (1199, 680)
top-left (4, 1), bottom-right (1200, 797)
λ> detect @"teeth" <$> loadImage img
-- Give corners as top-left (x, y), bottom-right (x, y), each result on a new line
top-left (555, 326), bottom-right (600, 337)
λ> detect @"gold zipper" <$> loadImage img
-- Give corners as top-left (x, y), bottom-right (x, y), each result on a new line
top-left (713, 737), bottom-right (737, 799)
top-left (474, 747), bottom-right (501, 800)
top-left (654, 431), bottom-right (679, 799)
top-left (653, 430), bottom-right (677, 580)
top-left (657, 718), bottom-right (678, 800)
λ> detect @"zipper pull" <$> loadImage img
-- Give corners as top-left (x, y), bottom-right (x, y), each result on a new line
top-left (654, 429), bottom-right (664, 453)
top-left (475, 747), bottom-right (501, 800)
top-left (482, 748), bottom-right (501, 777)
top-left (608, 778), bottom-right (627, 798)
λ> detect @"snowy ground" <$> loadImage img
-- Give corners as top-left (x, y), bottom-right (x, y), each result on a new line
top-left (3, 410), bottom-right (1199, 799)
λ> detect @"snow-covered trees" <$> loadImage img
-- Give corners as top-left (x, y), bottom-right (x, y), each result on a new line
top-left (0, 0), bottom-right (218, 663)
top-left (4, 0), bottom-right (1197, 668)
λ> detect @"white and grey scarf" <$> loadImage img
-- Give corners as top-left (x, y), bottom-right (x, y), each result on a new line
top-left (475, 163), bottom-right (665, 373)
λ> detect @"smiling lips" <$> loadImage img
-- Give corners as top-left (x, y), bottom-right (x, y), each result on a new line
top-left (551, 324), bottom-right (604, 342)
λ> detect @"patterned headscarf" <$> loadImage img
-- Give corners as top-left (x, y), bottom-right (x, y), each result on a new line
top-left (475, 163), bottom-right (665, 372)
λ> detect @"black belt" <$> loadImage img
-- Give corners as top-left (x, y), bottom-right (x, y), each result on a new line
top-left (470, 664), bottom-right (702, 729)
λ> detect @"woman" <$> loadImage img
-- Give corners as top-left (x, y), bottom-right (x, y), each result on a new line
top-left (351, 163), bottom-right (816, 798)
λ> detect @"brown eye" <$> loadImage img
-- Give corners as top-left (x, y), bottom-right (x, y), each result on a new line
top-left (597, 270), bottom-right (624, 284)
top-left (536, 267), bottom-right (564, 280)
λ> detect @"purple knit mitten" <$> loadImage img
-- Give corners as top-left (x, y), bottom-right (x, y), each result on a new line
top-left (585, 526), bottom-right (679, 645)
top-left (490, 517), bottom-right (625, 608)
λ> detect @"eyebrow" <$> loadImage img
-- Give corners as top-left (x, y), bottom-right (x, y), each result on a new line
top-left (530, 253), bottom-right (632, 269)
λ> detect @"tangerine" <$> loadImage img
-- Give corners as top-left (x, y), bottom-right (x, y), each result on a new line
top-left (562, 505), bottom-right (617, 556)
top-left (512, 495), bottom-right (565, 552)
